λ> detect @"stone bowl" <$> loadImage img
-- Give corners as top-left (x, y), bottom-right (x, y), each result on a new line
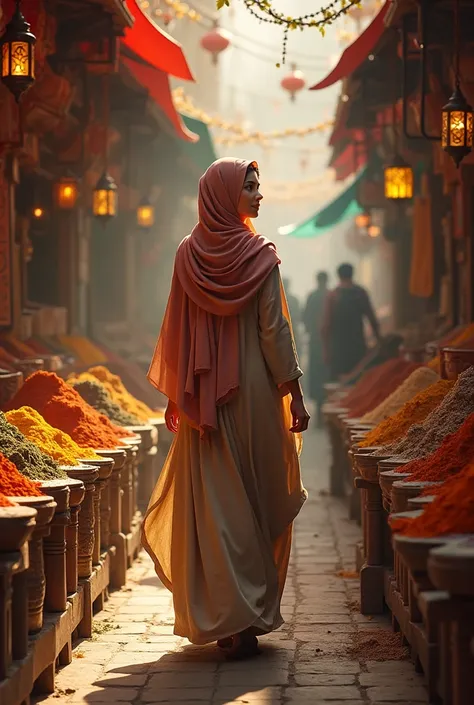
top-left (354, 448), bottom-right (392, 482)
top-left (0, 368), bottom-right (23, 406)
top-left (428, 537), bottom-right (474, 596)
top-left (94, 448), bottom-right (127, 471)
top-left (379, 469), bottom-right (412, 511)
top-left (440, 347), bottom-right (474, 380)
top-left (393, 533), bottom-right (456, 574)
top-left (8, 495), bottom-right (56, 529)
top-left (0, 505), bottom-right (37, 551)
top-left (407, 495), bottom-right (436, 511)
top-left (124, 424), bottom-right (157, 450)
top-left (39, 479), bottom-right (71, 512)
top-left (391, 480), bottom-right (443, 514)
top-left (76, 456), bottom-right (114, 481)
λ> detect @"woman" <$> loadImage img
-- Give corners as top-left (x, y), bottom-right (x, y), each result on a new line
top-left (143, 158), bottom-right (309, 660)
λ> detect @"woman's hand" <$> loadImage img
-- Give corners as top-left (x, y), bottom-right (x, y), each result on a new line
top-left (165, 400), bottom-right (180, 434)
top-left (289, 397), bottom-right (310, 433)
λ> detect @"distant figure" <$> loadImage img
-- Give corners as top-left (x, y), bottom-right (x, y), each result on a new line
top-left (322, 263), bottom-right (380, 381)
top-left (282, 277), bottom-right (302, 354)
top-left (303, 271), bottom-right (329, 425)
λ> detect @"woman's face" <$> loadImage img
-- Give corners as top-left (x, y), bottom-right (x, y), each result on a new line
top-left (237, 169), bottom-right (263, 219)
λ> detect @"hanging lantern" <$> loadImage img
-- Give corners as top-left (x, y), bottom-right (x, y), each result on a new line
top-left (200, 25), bottom-right (230, 65)
top-left (355, 210), bottom-right (372, 229)
top-left (0, 0), bottom-right (36, 102)
top-left (93, 172), bottom-right (117, 221)
top-left (280, 64), bottom-right (305, 102)
top-left (55, 176), bottom-right (79, 210)
top-left (384, 155), bottom-right (413, 200)
top-left (442, 85), bottom-right (473, 168)
top-left (32, 206), bottom-right (44, 219)
top-left (137, 197), bottom-right (155, 229)
top-left (367, 224), bottom-right (381, 238)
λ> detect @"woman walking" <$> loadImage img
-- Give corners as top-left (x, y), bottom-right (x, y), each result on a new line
top-left (143, 158), bottom-right (309, 660)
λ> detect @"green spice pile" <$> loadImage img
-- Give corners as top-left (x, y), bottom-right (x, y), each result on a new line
top-left (0, 411), bottom-right (66, 481)
top-left (70, 379), bottom-right (141, 427)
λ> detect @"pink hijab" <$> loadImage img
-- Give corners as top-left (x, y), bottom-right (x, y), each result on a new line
top-left (147, 157), bottom-right (280, 434)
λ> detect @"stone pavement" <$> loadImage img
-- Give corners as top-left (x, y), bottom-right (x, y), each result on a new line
top-left (36, 429), bottom-right (428, 705)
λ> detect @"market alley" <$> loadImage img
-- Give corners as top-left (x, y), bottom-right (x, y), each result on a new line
top-left (35, 429), bottom-right (428, 705)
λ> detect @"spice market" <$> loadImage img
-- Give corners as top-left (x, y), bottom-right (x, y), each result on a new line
top-left (2, 0), bottom-right (474, 704)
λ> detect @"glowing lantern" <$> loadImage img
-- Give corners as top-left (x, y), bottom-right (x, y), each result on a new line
top-left (137, 197), bottom-right (155, 229)
top-left (280, 64), bottom-right (305, 102)
top-left (367, 224), bottom-right (381, 238)
top-left (55, 176), bottom-right (79, 210)
top-left (442, 85), bottom-right (473, 168)
top-left (355, 210), bottom-right (371, 229)
top-left (384, 156), bottom-right (413, 200)
top-left (93, 172), bottom-right (117, 221)
top-left (0, 0), bottom-right (36, 102)
top-left (33, 206), bottom-right (44, 218)
top-left (200, 25), bottom-right (231, 65)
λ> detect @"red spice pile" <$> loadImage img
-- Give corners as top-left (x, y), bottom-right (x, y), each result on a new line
top-left (4, 371), bottom-right (131, 449)
top-left (0, 492), bottom-right (15, 507)
top-left (341, 359), bottom-right (399, 408)
top-left (0, 452), bottom-right (43, 497)
top-left (349, 630), bottom-right (409, 661)
top-left (346, 360), bottom-right (421, 419)
top-left (391, 463), bottom-right (474, 537)
top-left (395, 412), bottom-right (474, 483)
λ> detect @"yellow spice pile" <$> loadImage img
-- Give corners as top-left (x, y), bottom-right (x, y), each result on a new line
top-left (6, 406), bottom-right (101, 466)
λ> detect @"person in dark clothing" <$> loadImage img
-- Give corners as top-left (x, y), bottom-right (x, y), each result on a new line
top-left (282, 277), bottom-right (302, 355)
top-left (303, 271), bottom-right (329, 425)
top-left (321, 263), bottom-right (380, 381)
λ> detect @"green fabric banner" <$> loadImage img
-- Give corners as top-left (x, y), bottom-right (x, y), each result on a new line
top-left (282, 167), bottom-right (367, 239)
top-left (178, 114), bottom-right (217, 174)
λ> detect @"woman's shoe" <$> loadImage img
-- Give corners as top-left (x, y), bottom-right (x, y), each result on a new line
top-left (224, 634), bottom-right (261, 660)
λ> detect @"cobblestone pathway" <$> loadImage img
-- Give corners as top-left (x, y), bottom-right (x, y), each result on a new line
top-left (38, 430), bottom-right (429, 705)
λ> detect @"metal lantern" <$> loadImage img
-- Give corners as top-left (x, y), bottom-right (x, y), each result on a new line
top-left (0, 0), bottom-right (36, 102)
top-left (55, 176), bottom-right (79, 210)
top-left (280, 64), bottom-right (306, 102)
top-left (442, 85), bottom-right (473, 168)
top-left (384, 156), bottom-right (413, 200)
top-left (93, 172), bottom-right (117, 221)
top-left (137, 197), bottom-right (155, 229)
top-left (200, 25), bottom-right (230, 65)
top-left (355, 210), bottom-right (371, 229)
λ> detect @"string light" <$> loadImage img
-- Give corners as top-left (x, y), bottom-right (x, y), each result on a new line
top-left (173, 88), bottom-right (333, 145)
top-left (218, 0), bottom-right (365, 63)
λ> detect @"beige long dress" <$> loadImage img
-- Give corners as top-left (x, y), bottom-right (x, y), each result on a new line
top-left (142, 266), bottom-right (307, 645)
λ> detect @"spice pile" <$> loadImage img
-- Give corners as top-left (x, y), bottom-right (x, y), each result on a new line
top-left (348, 630), bottom-right (409, 661)
top-left (360, 379), bottom-right (455, 448)
top-left (0, 452), bottom-right (43, 496)
top-left (377, 367), bottom-right (474, 460)
top-left (70, 378), bottom-right (141, 427)
top-left (347, 360), bottom-right (421, 419)
top-left (85, 366), bottom-right (153, 422)
top-left (4, 371), bottom-right (131, 449)
top-left (428, 323), bottom-right (474, 372)
top-left (0, 493), bottom-right (15, 507)
top-left (394, 412), bottom-right (474, 484)
top-left (361, 367), bottom-right (439, 425)
top-left (391, 463), bottom-right (474, 537)
top-left (6, 407), bottom-right (101, 466)
top-left (0, 412), bottom-right (65, 480)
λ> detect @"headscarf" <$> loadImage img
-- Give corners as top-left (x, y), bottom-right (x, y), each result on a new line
top-left (147, 157), bottom-right (280, 434)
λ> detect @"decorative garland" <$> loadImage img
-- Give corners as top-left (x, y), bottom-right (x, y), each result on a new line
top-left (217, 0), bottom-right (365, 63)
top-left (173, 88), bottom-right (333, 144)
top-left (140, 0), bottom-right (202, 23)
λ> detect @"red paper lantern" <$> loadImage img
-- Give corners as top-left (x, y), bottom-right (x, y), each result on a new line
top-left (280, 64), bottom-right (305, 102)
top-left (200, 25), bottom-right (230, 65)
